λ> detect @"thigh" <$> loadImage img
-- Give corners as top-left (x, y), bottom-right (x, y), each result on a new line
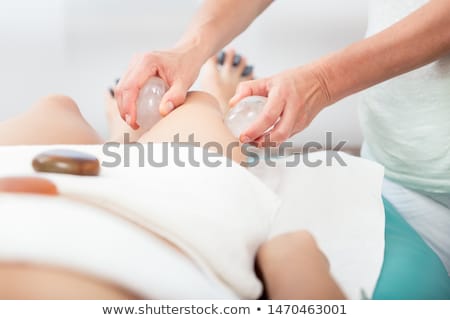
top-left (139, 91), bottom-right (245, 164)
top-left (0, 263), bottom-right (138, 300)
top-left (0, 95), bottom-right (103, 146)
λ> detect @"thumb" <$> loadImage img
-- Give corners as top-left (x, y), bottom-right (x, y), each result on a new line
top-left (159, 81), bottom-right (189, 116)
top-left (229, 79), bottom-right (269, 107)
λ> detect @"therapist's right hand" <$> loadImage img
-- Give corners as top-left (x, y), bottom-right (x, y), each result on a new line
top-left (115, 48), bottom-right (202, 129)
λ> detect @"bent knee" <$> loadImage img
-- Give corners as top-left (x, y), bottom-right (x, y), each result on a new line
top-left (259, 231), bottom-right (322, 261)
top-left (289, 231), bottom-right (318, 247)
top-left (32, 95), bottom-right (81, 114)
top-left (183, 91), bottom-right (222, 115)
top-left (0, 263), bottom-right (138, 299)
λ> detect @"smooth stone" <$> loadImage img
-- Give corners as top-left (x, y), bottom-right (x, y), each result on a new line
top-left (0, 177), bottom-right (59, 195)
top-left (32, 149), bottom-right (100, 176)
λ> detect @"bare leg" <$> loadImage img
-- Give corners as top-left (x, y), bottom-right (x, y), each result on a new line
top-left (106, 89), bottom-right (241, 158)
top-left (0, 263), bottom-right (138, 300)
top-left (0, 52), bottom-right (275, 300)
top-left (0, 52), bottom-right (255, 299)
top-left (136, 50), bottom-right (254, 164)
top-left (257, 231), bottom-right (346, 300)
top-left (147, 55), bottom-right (344, 299)
top-left (105, 48), bottom-right (254, 144)
top-left (0, 95), bottom-right (103, 145)
top-left (0, 96), bottom-right (132, 299)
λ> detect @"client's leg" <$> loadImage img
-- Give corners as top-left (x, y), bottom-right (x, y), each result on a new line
top-left (137, 50), bottom-right (254, 164)
top-left (0, 263), bottom-right (138, 300)
top-left (0, 96), bottom-right (126, 299)
top-left (257, 231), bottom-right (346, 300)
top-left (138, 91), bottom-right (246, 163)
top-left (0, 95), bottom-right (103, 145)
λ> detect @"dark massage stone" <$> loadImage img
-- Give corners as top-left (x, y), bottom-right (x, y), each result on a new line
top-left (0, 177), bottom-right (59, 195)
top-left (32, 149), bottom-right (100, 176)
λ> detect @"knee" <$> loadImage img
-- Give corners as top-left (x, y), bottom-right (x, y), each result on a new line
top-left (287, 231), bottom-right (319, 248)
top-left (269, 231), bottom-right (319, 249)
top-left (33, 95), bottom-right (81, 114)
top-left (184, 91), bottom-right (222, 114)
top-left (258, 231), bottom-right (325, 267)
top-left (256, 231), bottom-right (324, 284)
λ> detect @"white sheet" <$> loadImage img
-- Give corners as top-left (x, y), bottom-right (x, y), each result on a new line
top-left (0, 194), bottom-right (238, 299)
top-left (0, 146), bottom-right (385, 299)
top-left (249, 151), bottom-right (385, 299)
top-left (0, 145), bottom-right (280, 299)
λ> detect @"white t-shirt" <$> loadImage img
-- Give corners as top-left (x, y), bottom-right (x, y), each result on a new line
top-left (359, 0), bottom-right (450, 194)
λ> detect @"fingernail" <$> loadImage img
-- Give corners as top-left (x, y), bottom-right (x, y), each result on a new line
top-left (242, 65), bottom-right (253, 77)
top-left (164, 101), bottom-right (174, 114)
top-left (125, 114), bottom-right (131, 125)
top-left (241, 136), bottom-right (252, 144)
top-left (233, 54), bottom-right (242, 67)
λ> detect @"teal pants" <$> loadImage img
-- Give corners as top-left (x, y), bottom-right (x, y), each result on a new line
top-left (373, 199), bottom-right (450, 299)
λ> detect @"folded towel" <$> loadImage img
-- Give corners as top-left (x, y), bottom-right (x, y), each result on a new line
top-left (0, 194), bottom-right (238, 299)
top-left (249, 151), bottom-right (385, 299)
top-left (0, 144), bottom-right (281, 299)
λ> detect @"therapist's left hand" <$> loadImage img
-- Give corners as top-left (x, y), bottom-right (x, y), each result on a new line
top-left (229, 65), bottom-right (332, 146)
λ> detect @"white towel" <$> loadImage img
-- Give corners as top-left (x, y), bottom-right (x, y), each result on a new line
top-left (249, 151), bottom-right (385, 299)
top-left (0, 145), bottom-right (385, 299)
top-left (0, 144), bottom-right (281, 299)
top-left (0, 194), bottom-right (238, 299)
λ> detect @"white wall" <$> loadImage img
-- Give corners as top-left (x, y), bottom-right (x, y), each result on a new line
top-left (0, 0), bottom-right (368, 147)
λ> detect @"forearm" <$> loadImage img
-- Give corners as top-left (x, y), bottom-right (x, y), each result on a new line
top-left (317, 0), bottom-right (450, 104)
top-left (175, 0), bottom-right (273, 65)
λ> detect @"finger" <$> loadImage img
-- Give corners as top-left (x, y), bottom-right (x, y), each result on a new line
top-left (117, 55), bottom-right (140, 90)
top-left (114, 85), bottom-right (125, 120)
top-left (240, 93), bottom-right (285, 143)
top-left (115, 55), bottom-right (141, 114)
top-left (117, 54), bottom-right (159, 115)
top-left (159, 80), bottom-right (189, 116)
top-left (127, 59), bottom-right (158, 89)
top-left (229, 79), bottom-right (268, 106)
top-left (121, 89), bottom-right (140, 130)
top-left (263, 101), bottom-right (297, 146)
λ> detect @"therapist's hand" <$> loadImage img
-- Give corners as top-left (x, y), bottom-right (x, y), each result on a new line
top-left (115, 47), bottom-right (203, 129)
top-left (229, 65), bottom-right (332, 146)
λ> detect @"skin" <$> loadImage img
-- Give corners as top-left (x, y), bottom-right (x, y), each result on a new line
top-left (0, 263), bottom-right (139, 300)
top-left (116, 0), bottom-right (450, 145)
top-left (257, 232), bottom-right (345, 300)
top-left (0, 55), bottom-right (344, 299)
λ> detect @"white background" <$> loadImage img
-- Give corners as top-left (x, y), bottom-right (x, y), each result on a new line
top-left (0, 300), bottom-right (448, 319)
top-left (0, 0), bottom-right (368, 147)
